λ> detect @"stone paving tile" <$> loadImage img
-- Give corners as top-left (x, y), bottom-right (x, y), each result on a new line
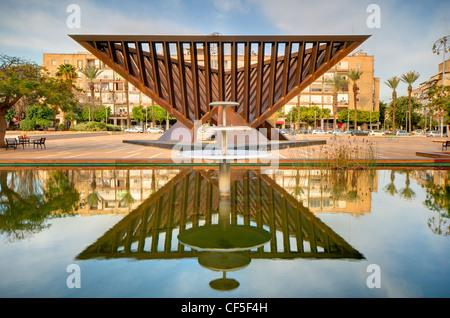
top-left (1, 132), bottom-right (447, 161)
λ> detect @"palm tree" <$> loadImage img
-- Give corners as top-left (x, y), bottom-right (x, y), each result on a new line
top-left (347, 69), bottom-right (363, 129)
top-left (80, 65), bottom-right (103, 121)
top-left (55, 64), bottom-right (78, 128)
top-left (325, 75), bottom-right (348, 130)
top-left (385, 76), bottom-right (401, 133)
top-left (401, 71), bottom-right (420, 133)
top-left (56, 63), bottom-right (77, 82)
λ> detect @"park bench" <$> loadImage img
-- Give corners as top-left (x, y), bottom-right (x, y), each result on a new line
top-left (18, 135), bottom-right (30, 147)
top-left (442, 140), bottom-right (450, 151)
top-left (33, 137), bottom-right (46, 149)
top-left (5, 138), bottom-right (18, 150)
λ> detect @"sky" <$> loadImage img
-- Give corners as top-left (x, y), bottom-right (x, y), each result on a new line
top-left (0, 0), bottom-right (449, 101)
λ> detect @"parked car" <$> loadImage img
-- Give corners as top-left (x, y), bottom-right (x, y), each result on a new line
top-left (425, 130), bottom-right (443, 137)
top-left (280, 128), bottom-right (297, 135)
top-left (311, 129), bottom-right (326, 135)
top-left (412, 129), bottom-right (424, 135)
top-left (125, 126), bottom-right (143, 133)
top-left (396, 130), bottom-right (412, 136)
top-left (351, 130), bottom-right (369, 136)
top-left (368, 130), bottom-right (386, 136)
top-left (147, 127), bottom-right (164, 134)
top-left (331, 129), bottom-right (345, 135)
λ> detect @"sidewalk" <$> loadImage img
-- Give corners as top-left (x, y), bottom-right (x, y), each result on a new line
top-left (0, 132), bottom-right (449, 167)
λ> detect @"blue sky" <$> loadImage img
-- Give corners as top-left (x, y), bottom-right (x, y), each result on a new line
top-left (0, 0), bottom-right (449, 100)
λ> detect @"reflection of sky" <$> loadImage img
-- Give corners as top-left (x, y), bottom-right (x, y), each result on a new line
top-left (0, 170), bottom-right (449, 297)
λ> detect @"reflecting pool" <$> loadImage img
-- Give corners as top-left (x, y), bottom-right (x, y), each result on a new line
top-left (0, 167), bottom-right (449, 297)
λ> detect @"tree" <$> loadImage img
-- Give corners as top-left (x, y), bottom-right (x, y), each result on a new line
top-left (385, 76), bottom-right (401, 132)
top-left (325, 74), bottom-right (348, 129)
top-left (387, 96), bottom-right (421, 129)
top-left (0, 55), bottom-right (40, 147)
top-left (80, 65), bottom-right (103, 122)
top-left (56, 63), bottom-right (77, 82)
top-left (347, 69), bottom-right (363, 128)
top-left (0, 55), bottom-right (76, 147)
top-left (19, 105), bottom-right (54, 131)
top-left (427, 85), bottom-right (450, 127)
top-left (401, 71), bottom-right (420, 133)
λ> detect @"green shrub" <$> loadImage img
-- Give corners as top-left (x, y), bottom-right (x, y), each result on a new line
top-left (70, 122), bottom-right (122, 132)
top-left (106, 124), bottom-right (122, 131)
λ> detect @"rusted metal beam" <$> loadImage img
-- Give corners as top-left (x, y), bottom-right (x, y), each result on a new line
top-left (70, 34), bottom-right (370, 139)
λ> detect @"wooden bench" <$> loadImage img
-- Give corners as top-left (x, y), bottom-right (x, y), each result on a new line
top-left (442, 140), bottom-right (450, 151)
top-left (5, 138), bottom-right (18, 150)
top-left (33, 137), bottom-right (46, 149)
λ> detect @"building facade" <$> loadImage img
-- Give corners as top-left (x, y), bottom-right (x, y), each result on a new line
top-left (43, 52), bottom-right (154, 128)
top-left (280, 51), bottom-right (380, 130)
top-left (43, 50), bottom-right (379, 130)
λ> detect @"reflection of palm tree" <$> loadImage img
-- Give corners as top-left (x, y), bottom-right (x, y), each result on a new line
top-left (384, 170), bottom-right (397, 196)
top-left (399, 171), bottom-right (416, 200)
top-left (118, 170), bottom-right (135, 207)
top-left (86, 170), bottom-right (102, 209)
top-left (347, 189), bottom-right (359, 203)
top-left (293, 169), bottom-right (304, 198)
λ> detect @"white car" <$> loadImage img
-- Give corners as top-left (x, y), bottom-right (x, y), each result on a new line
top-left (147, 127), bottom-right (164, 133)
top-left (426, 130), bottom-right (442, 137)
top-left (369, 130), bottom-right (386, 136)
top-left (311, 129), bottom-right (326, 135)
top-left (125, 126), bottom-right (143, 133)
top-left (331, 129), bottom-right (345, 135)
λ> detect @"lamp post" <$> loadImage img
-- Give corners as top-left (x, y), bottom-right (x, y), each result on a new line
top-left (432, 35), bottom-right (449, 137)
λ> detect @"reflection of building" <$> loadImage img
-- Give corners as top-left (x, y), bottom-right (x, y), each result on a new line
top-left (279, 52), bottom-right (380, 130)
top-left (77, 169), bottom-right (364, 262)
top-left (69, 169), bottom-right (181, 215)
top-left (42, 52), bottom-right (154, 127)
top-left (37, 169), bottom-right (180, 215)
top-left (267, 168), bottom-right (377, 216)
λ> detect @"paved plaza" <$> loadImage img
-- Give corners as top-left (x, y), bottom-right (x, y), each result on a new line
top-left (1, 131), bottom-right (448, 162)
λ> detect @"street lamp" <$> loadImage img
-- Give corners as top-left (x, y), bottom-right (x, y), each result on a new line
top-left (432, 35), bottom-right (449, 137)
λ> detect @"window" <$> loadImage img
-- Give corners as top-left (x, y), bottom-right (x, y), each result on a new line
top-left (356, 64), bottom-right (361, 69)
top-left (77, 60), bottom-right (83, 69)
top-left (64, 60), bottom-right (69, 64)
top-left (51, 60), bottom-right (56, 66)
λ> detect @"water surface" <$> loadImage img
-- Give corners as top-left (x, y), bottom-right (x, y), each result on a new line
top-left (0, 167), bottom-right (449, 297)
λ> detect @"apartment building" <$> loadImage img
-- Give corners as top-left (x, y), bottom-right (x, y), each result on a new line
top-left (43, 49), bottom-right (379, 130)
top-left (280, 51), bottom-right (380, 130)
top-left (43, 52), bottom-right (154, 127)
top-left (413, 58), bottom-right (450, 106)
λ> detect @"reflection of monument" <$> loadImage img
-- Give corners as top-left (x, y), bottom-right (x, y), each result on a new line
top-left (77, 169), bottom-right (364, 289)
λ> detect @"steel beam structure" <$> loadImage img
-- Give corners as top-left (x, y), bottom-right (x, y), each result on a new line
top-left (70, 35), bottom-right (370, 138)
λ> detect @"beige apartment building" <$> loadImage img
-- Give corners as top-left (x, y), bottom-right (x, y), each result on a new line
top-left (413, 58), bottom-right (450, 106)
top-left (43, 52), bottom-right (154, 127)
top-left (43, 49), bottom-right (379, 130)
top-left (280, 51), bottom-right (380, 130)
